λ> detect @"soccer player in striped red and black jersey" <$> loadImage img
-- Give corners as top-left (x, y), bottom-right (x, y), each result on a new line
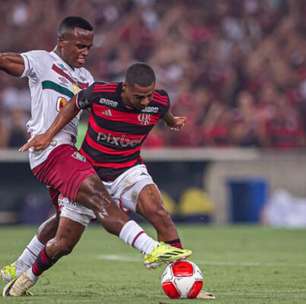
top-left (24, 62), bottom-right (187, 251)
top-left (77, 76), bottom-right (170, 181)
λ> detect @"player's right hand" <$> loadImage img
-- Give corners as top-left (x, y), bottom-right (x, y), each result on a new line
top-left (19, 133), bottom-right (52, 152)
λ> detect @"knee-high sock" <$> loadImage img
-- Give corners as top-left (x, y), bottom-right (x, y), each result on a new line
top-left (15, 236), bottom-right (44, 276)
top-left (28, 247), bottom-right (58, 280)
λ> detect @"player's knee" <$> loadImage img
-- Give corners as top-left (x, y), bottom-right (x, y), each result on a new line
top-left (78, 176), bottom-right (103, 212)
top-left (88, 191), bottom-right (103, 213)
top-left (85, 177), bottom-right (112, 213)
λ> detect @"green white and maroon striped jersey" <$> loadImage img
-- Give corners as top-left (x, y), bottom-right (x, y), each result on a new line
top-left (20, 50), bottom-right (94, 168)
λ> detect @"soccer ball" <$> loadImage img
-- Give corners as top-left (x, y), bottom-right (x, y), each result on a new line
top-left (161, 260), bottom-right (204, 299)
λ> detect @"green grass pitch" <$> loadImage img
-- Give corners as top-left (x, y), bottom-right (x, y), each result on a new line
top-left (0, 225), bottom-right (305, 303)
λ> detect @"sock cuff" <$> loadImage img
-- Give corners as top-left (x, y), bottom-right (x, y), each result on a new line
top-left (131, 231), bottom-right (145, 247)
top-left (119, 220), bottom-right (142, 239)
top-left (34, 235), bottom-right (45, 247)
top-left (119, 220), bottom-right (145, 247)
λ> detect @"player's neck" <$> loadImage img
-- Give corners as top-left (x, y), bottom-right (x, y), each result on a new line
top-left (121, 94), bottom-right (133, 110)
top-left (53, 47), bottom-right (74, 70)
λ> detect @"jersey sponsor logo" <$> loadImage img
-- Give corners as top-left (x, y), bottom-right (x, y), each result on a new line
top-left (97, 132), bottom-right (143, 148)
top-left (98, 98), bottom-right (118, 107)
top-left (141, 106), bottom-right (159, 113)
top-left (137, 113), bottom-right (151, 125)
top-left (72, 151), bottom-right (87, 162)
top-left (58, 76), bottom-right (70, 87)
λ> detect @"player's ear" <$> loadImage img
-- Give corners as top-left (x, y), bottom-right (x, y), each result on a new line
top-left (57, 32), bottom-right (70, 48)
top-left (57, 37), bottom-right (65, 49)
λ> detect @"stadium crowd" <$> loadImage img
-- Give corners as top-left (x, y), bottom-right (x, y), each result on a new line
top-left (1, 0), bottom-right (306, 149)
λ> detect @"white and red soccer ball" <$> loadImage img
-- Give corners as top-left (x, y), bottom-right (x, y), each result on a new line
top-left (161, 260), bottom-right (204, 299)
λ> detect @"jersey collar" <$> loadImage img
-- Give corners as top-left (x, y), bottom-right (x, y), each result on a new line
top-left (50, 51), bottom-right (76, 74)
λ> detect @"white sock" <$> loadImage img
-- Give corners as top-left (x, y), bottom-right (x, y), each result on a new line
top-left (119, 220), bottom-right (158, 254)
top-left (15, 236), bottom-right (44, 276)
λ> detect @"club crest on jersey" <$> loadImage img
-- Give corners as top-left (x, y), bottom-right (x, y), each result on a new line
top-left (72, 152), bottom-right (86, 162)
top-left (56, 97), bottom-right (68, 112)
top-left (138, 113), bottom-right (151, 125)
top-left (72, 84), bottom-right (81, 94)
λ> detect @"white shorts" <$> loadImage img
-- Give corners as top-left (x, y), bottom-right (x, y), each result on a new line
top-left (58, 164), bottom-right (155, 226)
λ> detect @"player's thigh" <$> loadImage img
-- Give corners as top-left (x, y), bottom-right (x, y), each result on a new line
top-left (77, 174), bottom-right (114, 212)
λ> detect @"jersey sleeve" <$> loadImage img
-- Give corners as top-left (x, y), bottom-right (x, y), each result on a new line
top-left (157, 89), bottom-right (170, 118)
top-left (20, 50), bottom-right (47, 82)
top-left (76, 82), bottom-right (102, 109)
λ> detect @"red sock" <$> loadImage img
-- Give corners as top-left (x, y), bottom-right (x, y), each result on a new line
top-left (32, 247), bottom-right (57, 276)
top-left (165, 239), bottom-right (183, 249)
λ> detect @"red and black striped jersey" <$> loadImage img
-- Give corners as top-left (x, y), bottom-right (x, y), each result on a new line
top-left (76, 82), bottom-right (170, 181)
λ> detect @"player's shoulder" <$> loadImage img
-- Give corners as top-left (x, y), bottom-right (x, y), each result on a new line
top-left (21, 50), bottom-right (55, 69)
top-left (78, 66), bottom-right (92, 77)
top-left (91, 81), bottom-right (119, 93)
top-left (154, 89), bottom-right (169, 97)
top-left (22, 49), bottom-right (51, 59)
top-left (153, 89), bottom-right (170, 107)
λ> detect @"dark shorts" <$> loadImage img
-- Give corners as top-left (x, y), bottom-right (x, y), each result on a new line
top-left (32, 145), bottom-right (96, 201)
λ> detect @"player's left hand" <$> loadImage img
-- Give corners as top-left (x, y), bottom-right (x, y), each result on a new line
top-left (167, 116), bottom-right (186, 131)
top-left (19, 133), bottom-right (53, 152)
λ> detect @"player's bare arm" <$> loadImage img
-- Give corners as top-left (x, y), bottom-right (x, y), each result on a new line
top-left (19, 96), bottom-right (80, 152)
top-left (0, 53), bottom-right (25, 77)
top-left (163, 111), bottom-right (186, 131)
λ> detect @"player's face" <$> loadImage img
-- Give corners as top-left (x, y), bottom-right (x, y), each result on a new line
top-left (58, 27), bottom-right (93, 68)
top-left (123, 82), bottom-right (155, 110)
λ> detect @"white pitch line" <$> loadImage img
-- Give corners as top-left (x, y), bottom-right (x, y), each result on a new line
top-left (97, 254), bottom-right (141, 262)
top-left (97, 254), bottom-right (306, 267)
